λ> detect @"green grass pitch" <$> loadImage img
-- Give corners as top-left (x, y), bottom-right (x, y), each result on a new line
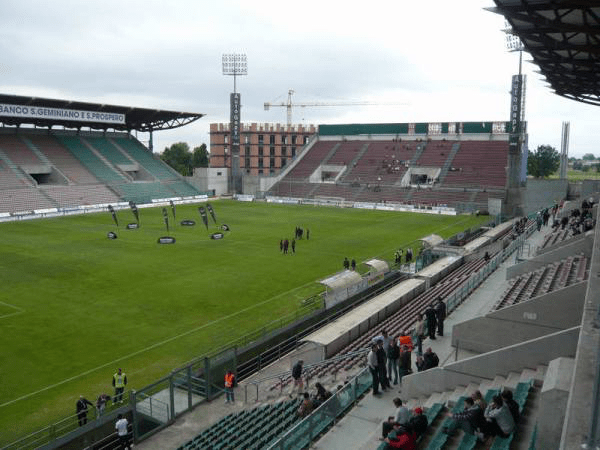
top-left (0, 200), bottom-right (489, 443)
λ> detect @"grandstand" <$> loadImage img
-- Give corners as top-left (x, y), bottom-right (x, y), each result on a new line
top-left (0, 94), bottom-right (205, 215)
top-left (265, 122), bottom-right (511, 214)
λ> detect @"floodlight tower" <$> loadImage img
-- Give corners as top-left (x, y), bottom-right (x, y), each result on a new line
top-left (222, 53), bottom-right (247, 194)
top-left (504, 24), bottom-right (527, 216)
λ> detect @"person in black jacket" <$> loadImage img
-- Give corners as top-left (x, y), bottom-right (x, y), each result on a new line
top-left (289, 360), bottom-right (304, 397)
top-left (434, 297), bottom-right (447, 337)
top-left (424, 304), bottom-right (437, 340)
top-left (422, 348), bottom-right (439, 370)
top-left (409, 407), bottom-right (428, 438)
top-left (376, 340), bottom-right (390, 390)
top-left (76, 395), bottom-right (94, 426)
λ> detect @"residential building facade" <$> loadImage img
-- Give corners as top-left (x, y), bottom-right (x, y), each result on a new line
top-left (210, 123), bottom-right (317, 176)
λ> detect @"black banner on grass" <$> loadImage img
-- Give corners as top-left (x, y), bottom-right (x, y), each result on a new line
top-left (108, 205), bottom-right (119, 227)
top-left (170, 200), bottom-right (176, 222)
top-left (198, 207), bottom-right (209, 230)
top-left (206, 203), bottom-right (217, 224)
top-left (129, 201), bottom-right (139, 224)
top-left (162, 207), bottom-right (169, 232)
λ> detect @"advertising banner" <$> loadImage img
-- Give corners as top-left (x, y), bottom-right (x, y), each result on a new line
top-left (0, 103), bottom-right (125, 124)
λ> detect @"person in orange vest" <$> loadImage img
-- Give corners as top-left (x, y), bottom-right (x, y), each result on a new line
top-left (224, 370), bottom-right (235, 404)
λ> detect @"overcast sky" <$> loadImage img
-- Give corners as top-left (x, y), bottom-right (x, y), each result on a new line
top-left (0, 0), bottom-right (597, 158)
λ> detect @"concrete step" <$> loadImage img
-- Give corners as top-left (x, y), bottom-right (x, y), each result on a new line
top-left (504, 371), bottom-right (523, 389)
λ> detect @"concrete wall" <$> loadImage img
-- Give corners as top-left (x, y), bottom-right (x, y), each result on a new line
top-left (536, 229), bottom-right (594, 257)
top-left (402, 326), bottom-right (580, 399)
top-left (560, 205), bottom-right (600, 449)
top-left (523, 179), bottom-right (568, 215)
top-left (581, 180), bottom-right (600, 199)
top-left (538, 357), bottom-right (575, 450)
top-left (451, 282), bottom-right (586, 353)
top-left (507, 234), bottom-right (593, 279)
top-left (190, 168), bottom-right (228, 195)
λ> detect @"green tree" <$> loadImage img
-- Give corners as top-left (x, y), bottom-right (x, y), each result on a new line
top-left (527, 145), bottom-right (560, 178)
top-left (582, 153), bottom-right (596, 161)
top-left (160, 142), bottom-right (192, 176)
top-left (192, 144), bottom-right (209, 168)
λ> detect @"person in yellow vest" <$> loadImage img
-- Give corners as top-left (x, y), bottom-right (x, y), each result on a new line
top-left (112, 368), bottom-right (127, 404)
top-left (224, 370), bottom-right (235, 404)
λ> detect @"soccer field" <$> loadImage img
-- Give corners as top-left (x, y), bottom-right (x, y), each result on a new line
top-left (0, 200), bottom-right (489, 443)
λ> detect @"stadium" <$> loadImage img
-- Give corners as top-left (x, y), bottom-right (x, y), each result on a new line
top-left (0, 1), bottom-right (599, 450)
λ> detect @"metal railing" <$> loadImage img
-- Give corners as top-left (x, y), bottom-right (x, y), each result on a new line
top-left (266, 367), bottom-right (372, 450)
top-left (243, 349), bottom-right (369, 403)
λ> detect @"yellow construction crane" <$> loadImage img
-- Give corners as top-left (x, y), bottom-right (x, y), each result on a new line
top-left (264, 89), bottom-right (406, 125)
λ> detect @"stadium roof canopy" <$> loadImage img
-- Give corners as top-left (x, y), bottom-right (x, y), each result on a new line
top-left (0, 93), bottom-right (204, 132)
top-left (490, 1), bottom-right (600, 106)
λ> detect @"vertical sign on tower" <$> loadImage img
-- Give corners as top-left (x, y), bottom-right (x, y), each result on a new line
top-left (222, 53), bottom-right (247, 194)
top-left (230, 93), bottom-right (241, 148)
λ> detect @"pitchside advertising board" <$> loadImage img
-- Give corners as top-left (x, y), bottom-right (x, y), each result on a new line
top-left (0, 103), bottom-right (125, 124)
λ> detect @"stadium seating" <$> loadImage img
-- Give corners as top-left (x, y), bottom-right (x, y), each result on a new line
top-left (112, 136), bottom-right (180, 181)
top-left (176, 398), bottom-right (302, 450)
top-left (493, 254), bottom-right (589, 310)
top-left (267, 138), bottom-right (510, 211)
top-left (443, 141), bottom-right (508, 189)
top-left (56, 135), bottom-right (126, 183)
top-left (84, 136), bottom-right (133, 166)
top-left (285, 140), bottom-right (339, 180)
top-left (25, 135), bottom-right (100, 184)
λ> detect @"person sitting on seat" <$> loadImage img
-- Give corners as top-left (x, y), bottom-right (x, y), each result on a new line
top-left (482, 395), bottom-right (515, 438)
top-left (443, 397), bottom-right (483, 435)
top-left (408, 407), bottom-right (428, 438)
top-left (297, 392), bottom-right (313, 418)
top-left (383, 423), bottom-right (417, 449)
top-left (501, 389), bottom-right (520, 424)
top-left (312, 382), bottom-right (332, 408)
top-left (381, 398), bottom-right (410, 438)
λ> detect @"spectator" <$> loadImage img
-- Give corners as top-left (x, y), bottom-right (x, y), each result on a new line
top-left (443, 397), bottom-right (483, 435)
top-left (312, 382), bottom-right (332, 408)
top-left (343, 257), bottom-right (350, 270)
top-left (351, 258), bottom-right (356, 270)
top-left (115, 413), bottom-right (131, 449)
top-left (422, 348), bottom-right (439, 371)
top-left (398, 331), bottom-right (413, 352)
top-left (372, 329), bottom-right (393, 353)
top-left (382, 398), bottom-right (411, 438)
top-left (96, 393), bottom-right (111, 417)
top-left (76, 395), bottom-right (93, 426)
top-left (376, 339), bottom-right (391, 390)
top-left (383, 423), bottom-right (417, 449)
top-left (387, 338), bottom-right (400, 385)
top-left (368, 344), bottom-right (381, 396)
top-left (482, 395), bottom-right (515, 438)
top-left (413, 314), bottom-right (425, 356)
top-left (472, 390), bottom-right (487, 411)
top-left (224, 370), bottom-right (235, 404)
top-left (501, 389), bottom-right (520, 424)
top-left (424, 304), bottom-right (437, 340)
top-left (408, 407), bottom-right (428, 438)
top-left (289, 360), bottom-right (304, 397)
top-left (297, 392), bottom-right (313, 418)
top-left (398, 344), bottom-right (412, 383)
top-left (434, 297), bottom-right (446, 337)
top-left (416, 356), bottom-right (425, 372)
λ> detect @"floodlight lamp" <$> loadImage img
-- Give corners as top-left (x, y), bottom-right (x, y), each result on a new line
top-left (222, 53), bottom-right (248, 76)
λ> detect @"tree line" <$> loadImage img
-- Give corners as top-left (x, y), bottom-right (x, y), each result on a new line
top-left (160, 142), bottom-right (208, 176)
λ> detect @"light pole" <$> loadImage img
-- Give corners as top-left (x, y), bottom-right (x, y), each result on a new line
top-left (222, 53), bottom-right (247, 194)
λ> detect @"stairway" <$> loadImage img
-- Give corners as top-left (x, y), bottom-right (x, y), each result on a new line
top-left (438, 142), bottom-right (461, 183)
